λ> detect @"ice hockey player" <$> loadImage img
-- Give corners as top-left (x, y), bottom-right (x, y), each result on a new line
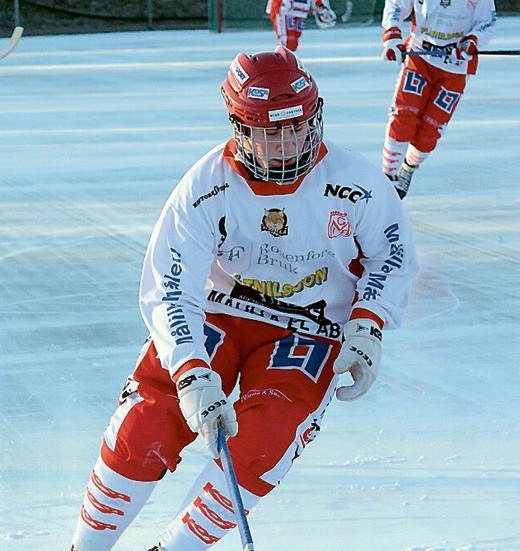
top-left (266, 0), bottom-right (336, 51)
top-left (69, 45), bottom-right (418, 551)
top-left (381, 0), bottom-right (496, 198)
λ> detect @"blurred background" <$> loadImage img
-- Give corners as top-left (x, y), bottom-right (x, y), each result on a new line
top-left (1, 0), bottom-right (519, 37)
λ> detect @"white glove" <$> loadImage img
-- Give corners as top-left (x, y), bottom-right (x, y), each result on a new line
top-left (314, 0), bottom-right (336, 29)
top-left (176, 367), bottom-right (238, 458)
top-left (333, 319), bottom-right (382, 401)
top-left (453, 34), bottom-right (478, 61)
top-left (382, 26), bottom-right (405, 64)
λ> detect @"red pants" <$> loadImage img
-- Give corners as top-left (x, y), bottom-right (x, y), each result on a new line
top-left (388, 56), bottom-right (467, 153)
top-left (101, 314), bottom-right (340, 496)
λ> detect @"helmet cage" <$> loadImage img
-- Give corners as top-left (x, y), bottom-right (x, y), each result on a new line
top-left (230, 98), bottom-right (323, 184)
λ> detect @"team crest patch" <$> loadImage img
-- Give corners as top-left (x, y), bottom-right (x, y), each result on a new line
top-left (440, 0), bottom-right (451, 7)
top-left (328, 211), bottom-right (351, 238)
top-left (261, 208), bottom-right (288, 237)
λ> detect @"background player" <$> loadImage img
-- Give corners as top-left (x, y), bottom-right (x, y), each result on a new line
top-left (266, 0), bottom-right (336, 51)
top-left (381, 0), bottom-right (496, 198)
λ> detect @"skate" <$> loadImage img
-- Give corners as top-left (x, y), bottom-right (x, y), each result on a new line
top-left (395, 161), bottom-right (417, 199)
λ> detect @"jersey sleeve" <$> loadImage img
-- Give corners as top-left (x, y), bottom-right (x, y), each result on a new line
top-left (139, 155), bottom-right (221, 378)
top-left (381, 0), bottom-right (414, 31)
top-left (350, 169), bottom-right (419, 330)
top-left (469, 0), bottom-right (496, 48)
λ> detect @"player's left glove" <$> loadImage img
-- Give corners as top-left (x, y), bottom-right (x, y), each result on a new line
top-left (454, 34), bottom-right (478, 60)
top-left (176, 367), bottom-right (238, 458)
top-left (313, 0), bottom-right (336, 29)
top-left (333, 319), bottom-right (382, 401)
top-left (382, 26), bottom-right (406, 64)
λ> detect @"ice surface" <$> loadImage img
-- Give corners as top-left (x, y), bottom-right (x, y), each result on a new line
top-left (1, 17), bottom-right (519, 551)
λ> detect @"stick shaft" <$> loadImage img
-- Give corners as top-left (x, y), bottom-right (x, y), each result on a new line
top-left (405, 49), bottom-right (520, 57)
top-left (218, 428), bottom-right (255, 551)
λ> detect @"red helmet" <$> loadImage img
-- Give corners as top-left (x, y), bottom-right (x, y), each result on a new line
top-left (221, 46), bottom-right (323, 184)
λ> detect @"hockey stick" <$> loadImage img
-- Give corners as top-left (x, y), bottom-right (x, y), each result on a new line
top-left (217, 425), bottom-right (255, 551)
top-left (0, 27), bottom-right (24, 60)
top-left (404, 49), bottom-right (520, 57)
top-left (340, 0), bottom-right (353, 23)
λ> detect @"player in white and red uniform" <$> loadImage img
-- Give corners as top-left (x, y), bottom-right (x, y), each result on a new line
top-left (70, 46), bottom-right (418, 551)
top-left (381, 0), bottom-right (496, 198)
top-left (266, 0), bottom-right (336, 51)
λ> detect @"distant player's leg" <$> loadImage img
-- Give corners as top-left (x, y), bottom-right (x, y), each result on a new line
top-left (383, 58), bottom-right (429, 177)
top-left (406, 68), bottom-right (467, 170)
top-left (383, 57), bottom-right (438, 197)
top-left (154, 315), bottom-right (340, 550)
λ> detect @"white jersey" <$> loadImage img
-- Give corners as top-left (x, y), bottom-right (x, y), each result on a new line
top-left (266, 0), bottom-right (312, 18)
top-left (139, 140), bottom-right (419, 375)
top-left (382, 0), bottom-right (496, 74)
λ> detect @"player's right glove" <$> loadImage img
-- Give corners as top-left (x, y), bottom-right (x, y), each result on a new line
top-left (176, 367), bottom-right (238, 458)
top-left (333, 319), bottom-right (382, 401)
top-left (313, 0), bottom-right (336, 29)
top-left (454, 34), bottom-right (478, 60)
top-left (382, 26), bottom-right (406, 64)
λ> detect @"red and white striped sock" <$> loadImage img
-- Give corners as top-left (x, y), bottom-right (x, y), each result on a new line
top-left (405, 144), bottom-right (430, 168)
top-left (382, 136), bottom-right (408, 177)
top-left (158, 459), bottom-right (260, 551)
top-left (71, 456), bottom-right (157, 551)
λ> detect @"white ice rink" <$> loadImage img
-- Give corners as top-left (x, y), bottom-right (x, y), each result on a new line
top-left (1, 16), bottom-right (519, 551)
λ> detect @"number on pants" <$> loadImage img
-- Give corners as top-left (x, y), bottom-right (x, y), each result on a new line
top-left (269, 334), bottom-right (331, 381)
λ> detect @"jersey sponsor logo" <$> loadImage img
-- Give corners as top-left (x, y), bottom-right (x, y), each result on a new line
top-left (207, 288), bottom-right (341, 340)
top-left (419, 27), bottom-right (463, 41)
top-left (162, 248), bottom-right (194, 345)
top-left (362, 223), bottom-right (404, 300)
top-left (268, 105), bottom-right (304, 122)
top-left (217, 245), bottom-right (245, 261)
top-left (328, 211), bottom-right (351, 238)
top-left (261, 208), bottom-right (288, 237)
top-left (230, 58), bottom-right (249, 85)
top-left (258, 242), bottom-right (334, 274)
top-left (239, 266), bottom-right (329, 299)
top-left (193, 183), bottom-right (229, 208)
top-left (291, 76), bottom-right (310, 93)
top-left (247, 86), bottom-right (270, 100)
top-left (323, 182), bottom-right (372, 203)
